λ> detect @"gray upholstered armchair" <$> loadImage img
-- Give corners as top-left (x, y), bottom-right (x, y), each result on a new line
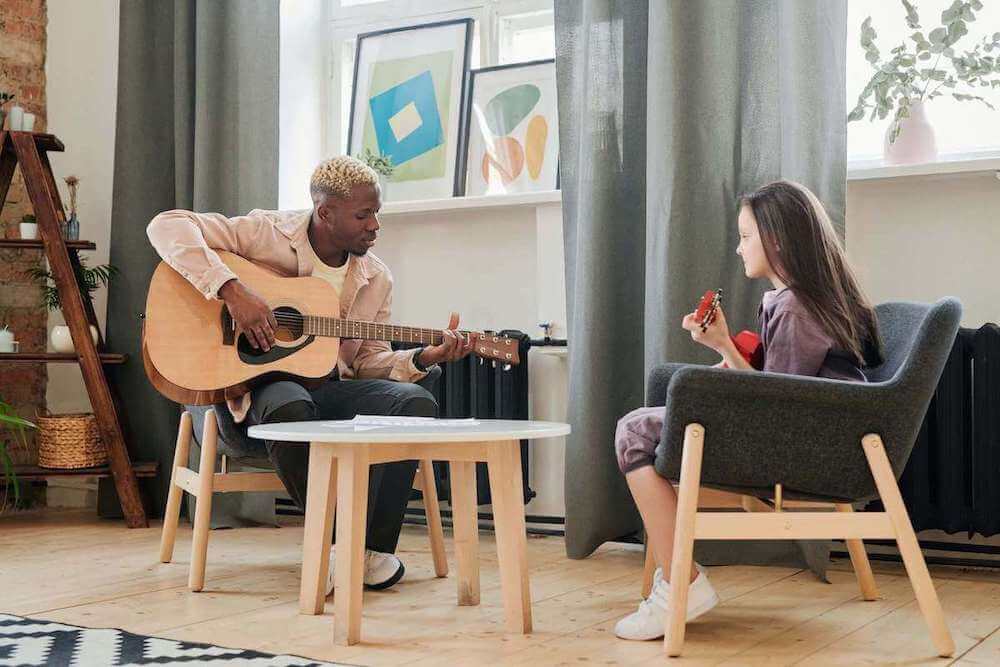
top-left (643, 299), bottom-right (961, 658)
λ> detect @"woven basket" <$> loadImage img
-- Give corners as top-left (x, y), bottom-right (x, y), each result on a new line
top-left (37, 413), bottom-right (107, 469)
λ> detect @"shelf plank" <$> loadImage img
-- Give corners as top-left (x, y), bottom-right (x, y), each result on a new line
top-left (0, 239), bottom-right (96, 250)
top-left (0, 352), bottom-right (127, 364)
top-left (11, 461), bottom-right (158, 481)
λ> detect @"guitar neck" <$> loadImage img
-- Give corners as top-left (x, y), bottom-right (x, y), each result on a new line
top-left (301, 316), bottom-right (461, 346)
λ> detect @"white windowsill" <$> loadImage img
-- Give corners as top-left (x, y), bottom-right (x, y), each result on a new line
top-left (379, 190), bottom-right (562, 216)
top-left (847, 153), bottom-right (1000, 181)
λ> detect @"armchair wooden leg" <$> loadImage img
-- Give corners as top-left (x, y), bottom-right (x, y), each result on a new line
top-left (836, 503), bottom-right (880, 601)
top-left (159, 411), bottom-right (192, 564)
top-left (420, 460), bottom-right (449, 578)
top-left (664, 424), bottom-right (705, 657)
top-left (189, 409), bottom-right (218, 592)
top-left (863, 434), bottom-right (954, 658)
top-left (641, 541), bottom-right (656, 598)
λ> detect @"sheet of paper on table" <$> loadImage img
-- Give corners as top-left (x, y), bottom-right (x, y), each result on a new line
top-left (320, 415), bottom-right (482, 430)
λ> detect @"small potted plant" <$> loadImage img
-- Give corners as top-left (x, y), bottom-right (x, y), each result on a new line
top-left (19, 214), bottom-right (37, 240)
top-left (0, 92), bottom-right (13, 130)
top-left (27, 260), bottom-right (118, 352)
top-left (358, 147), bottom-right (395, 198)
top-left (1, 396), bottom-right (35, 510)
top-left (849, 0), bottom-right (1000, 165)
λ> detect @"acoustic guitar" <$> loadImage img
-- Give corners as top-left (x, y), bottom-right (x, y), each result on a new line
top-left (143, 252), bottom-right (521, 405)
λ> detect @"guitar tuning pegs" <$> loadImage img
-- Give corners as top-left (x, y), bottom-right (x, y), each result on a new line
top-left (479, 357), bottom-right (484, 366)
top-left (492, 360), bottom-right (497, 369)
top-left (503, 363), bottom-right (512, 372)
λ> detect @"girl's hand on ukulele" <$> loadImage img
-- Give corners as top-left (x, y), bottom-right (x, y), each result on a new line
top-left (682, 304), bottom-right (732, 352)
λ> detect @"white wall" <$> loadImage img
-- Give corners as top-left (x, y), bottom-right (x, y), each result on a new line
top-left (45, 0), bottom-right (119, 414)
top-left (847, 173), bottom-right (1000, 328)
top-left (375, 204), bottom-right (569, 517)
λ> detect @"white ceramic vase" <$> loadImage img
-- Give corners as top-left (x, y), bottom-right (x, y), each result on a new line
top-left (0, 328), bottom-right (15, 353)
top-left (884, 99), bottom-right (938, 165)
top-left (50, 325), bottom-right (98, 353)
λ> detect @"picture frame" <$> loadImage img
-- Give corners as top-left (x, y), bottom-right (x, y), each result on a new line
top-left (459, 58), bottom-right (559, 197)
top-left (347, 18), bottom-right (474, 201)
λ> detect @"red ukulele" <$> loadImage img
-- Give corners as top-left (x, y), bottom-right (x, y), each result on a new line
top-left (694, 289), bottom-right (764, 370)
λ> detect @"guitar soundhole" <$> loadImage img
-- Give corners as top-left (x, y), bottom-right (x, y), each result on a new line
top-left (273, 306), bottom-right (304, 343)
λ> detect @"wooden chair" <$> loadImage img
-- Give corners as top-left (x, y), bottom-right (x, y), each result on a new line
top-left (158, 408), bottom-right (448, 591)
top-left (643, 299), bottom-right (962, 658)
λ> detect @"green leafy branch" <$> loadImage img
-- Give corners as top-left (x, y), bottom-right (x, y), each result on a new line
top-left (849, 0), bottom-right (1000, 143)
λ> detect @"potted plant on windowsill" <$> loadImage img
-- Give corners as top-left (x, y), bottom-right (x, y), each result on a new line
top-left (358, 148), bottom-right (395, 199)
top-left (26, 260), bottom-right (118, 353)
top-left (848, 0), bottom-right (1000, 165)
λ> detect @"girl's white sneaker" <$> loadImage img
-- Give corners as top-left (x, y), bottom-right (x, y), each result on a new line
top-left (614, 568), bottom-right (720, 641)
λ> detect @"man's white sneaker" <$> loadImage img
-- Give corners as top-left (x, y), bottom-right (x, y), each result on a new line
top-left (614, 567), bottom-right (720, 641)
top-left (325, 547), bottom-right (406, 595)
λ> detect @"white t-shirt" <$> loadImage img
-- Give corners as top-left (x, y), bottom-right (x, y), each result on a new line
top-left (299, 237), bottom-right (350, 303)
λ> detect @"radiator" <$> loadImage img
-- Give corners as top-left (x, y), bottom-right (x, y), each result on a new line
top-left (894, 325), bottom-right (1000, 536)
top-left (396, 330), bottom-right (535, 506)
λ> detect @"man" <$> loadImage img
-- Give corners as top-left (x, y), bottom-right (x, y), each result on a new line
top-left (148, 155), bottom-right (476, 591)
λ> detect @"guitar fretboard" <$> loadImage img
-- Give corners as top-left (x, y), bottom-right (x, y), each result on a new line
top-left (301, 316), bottom-right (452, 345)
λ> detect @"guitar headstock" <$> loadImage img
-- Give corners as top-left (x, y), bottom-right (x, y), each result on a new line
top-left (475, 332), bottom-right (521, 366)
top-left (694, 289), bottom-right (723, 332)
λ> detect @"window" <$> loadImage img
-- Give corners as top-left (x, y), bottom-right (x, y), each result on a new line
top-left (327, 0), bottom-right (554, 156)
top-left (846, 0), bottom-right (1000, 163)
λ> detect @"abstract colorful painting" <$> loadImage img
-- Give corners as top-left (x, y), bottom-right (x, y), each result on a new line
top-left (462, 60), bottom-right (559, 196)
top-left (348, 19), bottom-right (473, 201)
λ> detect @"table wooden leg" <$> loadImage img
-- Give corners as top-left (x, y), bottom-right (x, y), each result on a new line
top-left (299, 444), bottom-right (338, 615)
top-left (487, 440), bottom-right (532, 633)
top-left (334, 445), bottom-right (370, 646)
top-left (450, 460), bottom-right (480, 606)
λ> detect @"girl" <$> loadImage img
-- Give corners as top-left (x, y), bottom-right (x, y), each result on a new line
top-left (613, 180), bottom-right (883, 641)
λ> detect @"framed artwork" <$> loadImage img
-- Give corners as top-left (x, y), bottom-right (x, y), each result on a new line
top-left (461, 59), bottom-right (559, 197)
top-left (347, 18), bottom-right (473, 201)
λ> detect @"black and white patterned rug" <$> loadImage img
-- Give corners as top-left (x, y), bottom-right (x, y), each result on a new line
top-left (0, 614), bottom-right (347, 666)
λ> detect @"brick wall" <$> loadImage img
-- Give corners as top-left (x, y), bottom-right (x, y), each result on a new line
top-left (1, 0), bottom-right (48, 467)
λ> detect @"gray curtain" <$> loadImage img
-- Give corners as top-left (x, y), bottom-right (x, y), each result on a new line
top-left (105, 0), bottom-right (280, 520)
top-left (555, 0), bottom-right (847, 559)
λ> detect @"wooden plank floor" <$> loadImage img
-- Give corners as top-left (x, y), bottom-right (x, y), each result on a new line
top-left (2, 509), bottom-right (999, 665)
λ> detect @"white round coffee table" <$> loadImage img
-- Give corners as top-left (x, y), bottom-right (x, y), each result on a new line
top-left (248, 417), bottom-right (570, 646)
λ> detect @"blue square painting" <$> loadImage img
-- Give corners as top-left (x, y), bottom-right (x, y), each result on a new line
top-left (369, 70), bottom-right (444, 167)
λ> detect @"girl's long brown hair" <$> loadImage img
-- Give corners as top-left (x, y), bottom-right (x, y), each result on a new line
top-left (741, 181), bottom-right (883, 367)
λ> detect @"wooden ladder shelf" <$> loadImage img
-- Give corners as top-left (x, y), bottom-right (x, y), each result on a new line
top-left (0, 131), bottom-right (148, 528)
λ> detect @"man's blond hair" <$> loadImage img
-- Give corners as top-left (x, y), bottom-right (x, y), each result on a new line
top-left (310, 155), bottom-right (378, 200)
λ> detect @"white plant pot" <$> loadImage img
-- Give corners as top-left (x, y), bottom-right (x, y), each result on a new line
top-left (19, 222), bottom-right (37, 239)
top-left (50, 325), bottom-right (98, 353)
top-left (0, 328), bottom-right (15, 353)
top-left (884, 99), bottom-right (938, 165)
